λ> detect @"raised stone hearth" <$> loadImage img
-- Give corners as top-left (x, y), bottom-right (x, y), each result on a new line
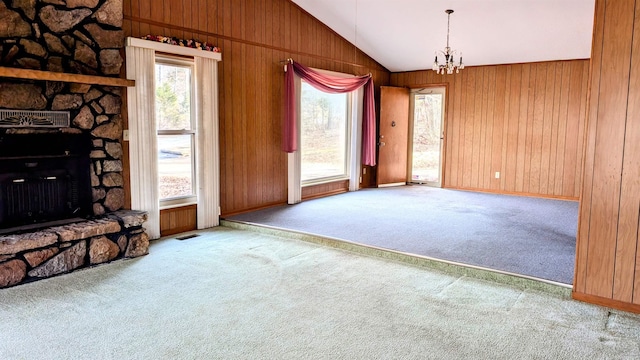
top-left (0, 210), bottom-right (148, 288)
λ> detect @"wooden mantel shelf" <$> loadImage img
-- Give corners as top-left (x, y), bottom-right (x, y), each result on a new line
top-left (0, 66), bottom-right (135, 87)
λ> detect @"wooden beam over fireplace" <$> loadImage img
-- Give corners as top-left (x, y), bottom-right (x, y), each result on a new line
top-left (0, 67), bottom-right (135, 87)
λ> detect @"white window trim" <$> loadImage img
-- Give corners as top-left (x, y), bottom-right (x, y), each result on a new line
top-left (155, 56), bottom-right (198, 208)
top-left (300, 83), bottom-right (353, 187)
top-left (126, 37), bottom-right (221, 238)
top-left (287, 67), bottom-right (363, 204)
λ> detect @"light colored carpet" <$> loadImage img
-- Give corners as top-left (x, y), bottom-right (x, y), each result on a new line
top-left (1, 227), bottom-right (638, 359)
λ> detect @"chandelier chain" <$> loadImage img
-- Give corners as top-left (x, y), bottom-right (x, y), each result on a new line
top-left (446, 11), bottom-right (450, 48)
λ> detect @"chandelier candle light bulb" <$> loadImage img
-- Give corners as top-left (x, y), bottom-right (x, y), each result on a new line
top-left (433, 9), bottom-right (464, 75)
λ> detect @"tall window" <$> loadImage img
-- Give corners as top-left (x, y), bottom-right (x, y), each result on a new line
top-left (155, 57), bottom-right (196, 207)
top-left (300, 81), bottom-right (352, 185)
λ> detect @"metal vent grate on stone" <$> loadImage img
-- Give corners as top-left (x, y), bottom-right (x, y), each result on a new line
top-left (0, 110), bottom-right (70, 128)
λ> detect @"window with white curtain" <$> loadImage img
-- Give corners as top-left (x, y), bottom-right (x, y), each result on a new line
top-left (126, 37), bottom-right (221, 238)
top-left (155, 57), bottom-right (197, 207)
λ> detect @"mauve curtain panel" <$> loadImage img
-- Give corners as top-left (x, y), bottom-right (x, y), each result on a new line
top-left (283, 60), bottom-right (377, 166)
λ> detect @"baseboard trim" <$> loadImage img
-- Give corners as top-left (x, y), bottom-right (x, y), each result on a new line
top-left (378, 182), bottom-right (406, 188)
top-left (572, 291), bottom-right (640, 314)
top-left (446, 186), bottom-right (579, 201)
top-left (160, 226), bottom-right (197, 237)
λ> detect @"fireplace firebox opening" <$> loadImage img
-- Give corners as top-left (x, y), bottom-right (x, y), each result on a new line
top-left (0, 131), bottom-right (92, 233)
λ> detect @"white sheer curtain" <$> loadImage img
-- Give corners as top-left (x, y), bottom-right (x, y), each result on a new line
top-left (125, 45), bottom-right (160, 239)
top-left (195, 57), bottom-right (220, 228)
top-left (287, 66), bottom-right (302, 204)
top-left (349, 89), bottom-right (364, 192)
top-left (126, 38), bottom-right (221, 237)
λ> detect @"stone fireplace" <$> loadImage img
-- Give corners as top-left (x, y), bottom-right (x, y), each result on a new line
top-left (0, 0), bottom-right (149, 288)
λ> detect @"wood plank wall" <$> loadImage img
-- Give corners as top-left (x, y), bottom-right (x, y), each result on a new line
top-left (122, 0), bottom-right (390, 217)
top-left (160, 205), bottom-right (197, 236)
top-left (573, 0), bottom-right (640, 314)
top-left (391, 60), bottom-right (589, 199)
top-left (302, 180), bottom-right (349, 201)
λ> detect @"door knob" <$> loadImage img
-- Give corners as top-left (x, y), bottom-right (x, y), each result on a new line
top-left (379, 141), bottom-right (386, 147)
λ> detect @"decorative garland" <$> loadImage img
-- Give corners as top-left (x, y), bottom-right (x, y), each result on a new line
top-left (142, 35), bottom-right (221, 53)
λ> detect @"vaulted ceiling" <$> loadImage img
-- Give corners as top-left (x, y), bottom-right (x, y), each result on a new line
top-left (291, 0), bottom-right (596, 72)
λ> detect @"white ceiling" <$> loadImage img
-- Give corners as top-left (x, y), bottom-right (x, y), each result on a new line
top-left (291, 0), bottom-right (596, 72)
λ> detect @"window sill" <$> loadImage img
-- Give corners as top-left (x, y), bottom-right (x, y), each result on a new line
top-left (160, 200), bottom-right (197, 211)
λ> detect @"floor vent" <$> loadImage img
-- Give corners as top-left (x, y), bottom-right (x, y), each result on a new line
top-left (175, 234), bottom-right (199, 241)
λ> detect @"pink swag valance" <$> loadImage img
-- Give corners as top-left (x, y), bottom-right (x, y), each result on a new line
top-left (283, 60), bottom-right (377, 166)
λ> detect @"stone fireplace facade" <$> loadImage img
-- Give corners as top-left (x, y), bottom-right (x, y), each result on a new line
top-left (0, 0), bottom-right (149, 287)
top-left (1, 0), bottom-right (126, 215)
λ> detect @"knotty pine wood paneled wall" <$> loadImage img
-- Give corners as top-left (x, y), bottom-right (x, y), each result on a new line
top-left (122, 0), bottom-right (390, 217)
top-left (302, 180), bottom-right (349, 201)
top-left (391, 60), bottom-right (589, 199)
top-left (160, 205), bottom-right (197, 236)
top-left (573, 0), bottom-right (640, 314)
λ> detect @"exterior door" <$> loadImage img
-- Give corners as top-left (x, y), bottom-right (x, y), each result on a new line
top-left (377, 86), bottom-right (409, 187)
top-left (409, 87), bottom-right (446, 187)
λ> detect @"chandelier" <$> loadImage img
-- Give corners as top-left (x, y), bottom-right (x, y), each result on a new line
top-left (433, 9), bottom-right (464, 75)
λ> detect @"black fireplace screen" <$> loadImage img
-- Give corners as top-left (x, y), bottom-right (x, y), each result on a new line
top-left (0, 132), bottom-right (92, 231)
